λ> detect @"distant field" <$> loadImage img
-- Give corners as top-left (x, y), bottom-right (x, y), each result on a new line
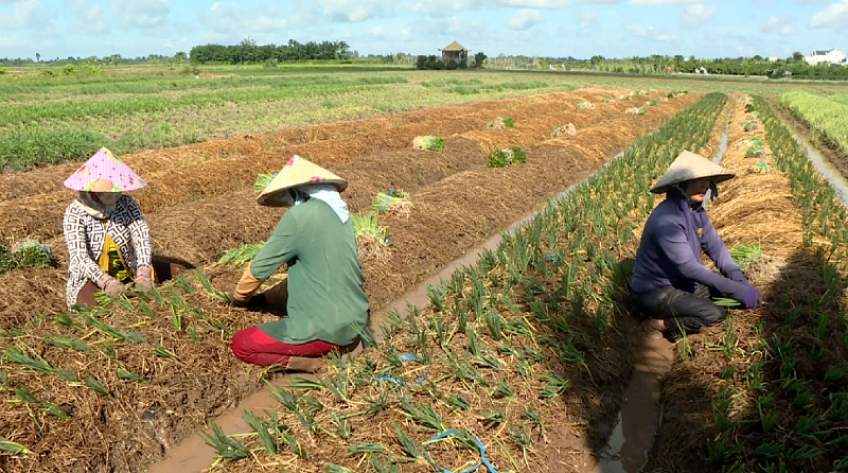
top-left (1, 64), bottom-right (845, 172)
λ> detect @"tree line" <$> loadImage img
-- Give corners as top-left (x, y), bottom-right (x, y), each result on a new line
top-left (2, 39), bottom-right (847, 80)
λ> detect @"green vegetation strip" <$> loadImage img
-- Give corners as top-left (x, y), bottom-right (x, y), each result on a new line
top-left (779, 90), bottom-right (848, 155)
top-left (196, 93), bottom-right (728, 470)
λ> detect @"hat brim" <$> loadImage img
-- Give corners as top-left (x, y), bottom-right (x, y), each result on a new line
top-left (258, 179), bottom-right (348, 207)
top-left (651, 173), bottom-right (734, 194)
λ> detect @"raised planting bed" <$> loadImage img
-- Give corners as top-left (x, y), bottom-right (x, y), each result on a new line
top-left (644, 95), bottom-right (848, 473)
top-left (0, 91), bottom-right (699, 472)
top-left (151, 92), bottom-right (728, 473)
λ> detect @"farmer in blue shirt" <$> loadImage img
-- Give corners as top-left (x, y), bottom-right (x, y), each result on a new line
top-left (631, 150), bottom-right (763, 340)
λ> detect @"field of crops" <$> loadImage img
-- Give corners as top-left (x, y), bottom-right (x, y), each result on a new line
top-left (779, 90), bottom-right (848, 158)
top-left (0, 78), bottom-right (703, 472)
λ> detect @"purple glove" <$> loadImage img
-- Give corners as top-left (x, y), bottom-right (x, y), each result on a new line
top-left (741, 286), bottom-right (763, 309)
top-left (135, 266), bottom-right (154, 292)
top-left (98, 274), bottom-right (125, 299)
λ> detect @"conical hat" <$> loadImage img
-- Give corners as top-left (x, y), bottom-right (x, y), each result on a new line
top-left (257, 155), bottom-right (348, 207)
top-left (651, 150), bottom-right (735, 194)
top-left (63, 148), bottom-right (147, 192)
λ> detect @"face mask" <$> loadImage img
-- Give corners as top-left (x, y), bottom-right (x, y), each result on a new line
top-left (95, 192), bottom-right (122, 206)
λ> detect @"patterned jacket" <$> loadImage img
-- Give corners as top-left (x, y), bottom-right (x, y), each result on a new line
top-left (62, 195), bottom-right (152, 308)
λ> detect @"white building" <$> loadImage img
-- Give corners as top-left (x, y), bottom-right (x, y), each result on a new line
top-left (804, 49), bottom-right (847, 65)
top-left (767, 57), bottom-right (779, 62)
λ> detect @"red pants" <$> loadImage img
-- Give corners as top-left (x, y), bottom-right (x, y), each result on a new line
top-left (230, 326), bottom-right (341, 368)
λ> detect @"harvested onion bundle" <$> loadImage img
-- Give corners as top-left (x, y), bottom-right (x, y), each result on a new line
top-left (411, 136), bottom-right (446, 151)
top-left (372, 190), bottom-right (413, 217)
top-left (487, 146), bottom-right (527, 168)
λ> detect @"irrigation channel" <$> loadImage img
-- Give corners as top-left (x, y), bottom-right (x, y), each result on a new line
top-left (147, 112), bottom-right (725, 473)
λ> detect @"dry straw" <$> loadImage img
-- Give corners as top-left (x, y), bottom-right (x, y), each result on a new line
top-left (352, 212), bottom-right (391, 264)
top-left (551, 124), bottom-right (577, 138)
top-left (372, 190), bottom-right (413, 217)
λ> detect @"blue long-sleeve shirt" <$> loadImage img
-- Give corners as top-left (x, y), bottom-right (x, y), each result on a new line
top-left (631, 190), bottom-right (750, 300)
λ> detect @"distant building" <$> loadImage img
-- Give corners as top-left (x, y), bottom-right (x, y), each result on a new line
top-left (804, 49), bottom-right (847, 65)
top-left (439, 41), bottom-right (470, 64)
top-left (768, 56), bottom-right (779, 62)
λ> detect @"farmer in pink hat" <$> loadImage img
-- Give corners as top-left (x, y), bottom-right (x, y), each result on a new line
top-left (62, 147), bottom-right (186, 308)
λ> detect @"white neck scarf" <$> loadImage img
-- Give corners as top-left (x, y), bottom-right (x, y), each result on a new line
top-left (283, 184), bottom-right (349, 223)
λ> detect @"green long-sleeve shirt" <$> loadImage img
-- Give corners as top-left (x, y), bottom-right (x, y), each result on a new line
top-left (249, 199), bottom-right (370, 346)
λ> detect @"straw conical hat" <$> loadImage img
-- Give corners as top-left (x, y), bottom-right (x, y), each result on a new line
top-left (257, 155), bottom-right (348, 207)
top-left (64, 148), bottom-right (147, 192)
top-left (650, 150), bottom-right (735, 194)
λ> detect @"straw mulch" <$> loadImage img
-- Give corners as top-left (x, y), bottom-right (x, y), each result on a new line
top-left (645, 97), bottom-right (846, 473)
top-left (0, 90), bottom-right (648, 243)
top-left (0, 93), bottom-right (696, 473)
top-left (0, 89), bottom-right (634, 203)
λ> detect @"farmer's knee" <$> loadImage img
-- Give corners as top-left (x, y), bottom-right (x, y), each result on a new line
top-left (230, 327), bottom-right (257, 362)
top-left (701, 304), bottom-right (727, 326)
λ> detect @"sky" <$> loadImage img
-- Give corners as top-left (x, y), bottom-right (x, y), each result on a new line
top-left (0, 0), bottom-right (846, 61)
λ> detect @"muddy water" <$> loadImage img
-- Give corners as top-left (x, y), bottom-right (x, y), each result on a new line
top-left (594, 337), bottom-right (675, 473)
top-left (592, 117), bottom-right (731, 473)
top-left (790, 130), bottom-right (848, 207)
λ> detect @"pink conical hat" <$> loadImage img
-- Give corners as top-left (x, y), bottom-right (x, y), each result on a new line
top-left (63, 148), bottom-right (147, 192)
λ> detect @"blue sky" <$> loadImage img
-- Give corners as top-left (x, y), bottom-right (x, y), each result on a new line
top-left (0, 0), bottom-right (846, 61)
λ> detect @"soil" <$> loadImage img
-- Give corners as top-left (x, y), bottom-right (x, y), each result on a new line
top-left (0, 89), bottom-right (663, 243)
top-left (0, 89), bottom-right (696, 473)
top-left (643, 97), bottom-right (848, 472)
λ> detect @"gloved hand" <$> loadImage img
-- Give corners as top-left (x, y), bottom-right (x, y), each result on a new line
top-left (228, 292), bottom-right (267, 309)
top-left (741, 285), bottom-right (763, 309)
top-left (135, 266), bottom-right (154, 292)
top-left (98, 274), bottom-right (125, 299)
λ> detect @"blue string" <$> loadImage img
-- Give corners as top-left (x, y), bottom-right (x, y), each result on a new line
top-left (378, 354), bottom-right (427, 385)
top-left (423, 429), bottom-right (498, 473)
top-left (381, 196), bottom-right (392, 213)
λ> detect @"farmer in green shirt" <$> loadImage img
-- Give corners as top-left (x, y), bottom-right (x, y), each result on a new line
top-left (228, 155), bottom-right (370, 372)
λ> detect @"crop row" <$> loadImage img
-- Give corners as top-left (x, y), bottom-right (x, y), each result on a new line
top-left (645, 95), bottom-right (848, 473)
top-left (0, 92), bottom-right (700, 472)
top-left (183, 93), bottom-right (730, 472)
top-left (0, 89), bottom-right (670, 245)
top-left (0, 78), bottom-right (572, 171)
top-left (779, 90), bottom-right (848, 156)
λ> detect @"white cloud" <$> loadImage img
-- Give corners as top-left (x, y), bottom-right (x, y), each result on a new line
top-left (655, 33), bottom-right (680, 41)
top-left (0, 36), bottom-right (22, 47)
top-left (0, 0), bottom-right (52, 29)
top-left (759, 16), bottom-right (796, 35)
top-left (203, 2), bottom-right (310, 37)
top-left (493, 0), bottom-right (571, 8)
top-left (577, 11), bottom-right (598, 29)
top-left (682, 3), bottom-right (716, 21)
top-left (507, 8), bottom-right (545, 29)
top-left (107, 0), bottom-right (169, 28)
top-left (310, 0), bottom-right (399, 22)
top-left (809, 0), bottom-right (848, 30)
top-left (411, 0), bottom-right (483, 17)
top-left (629, 0), bottom-right (704, 4)
top-left (625, 23), bottom-right (679, 41)
top-left (61, 0), bottom-right (109, 35)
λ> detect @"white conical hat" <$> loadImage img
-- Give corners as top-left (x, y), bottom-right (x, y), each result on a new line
top-left (257, 155), bottom-right (347, 207)
top-left (650, 150), bottom-right (735, 194)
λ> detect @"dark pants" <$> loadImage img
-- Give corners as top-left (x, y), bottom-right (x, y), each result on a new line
top-left (631, 285), bottom-right (728, 337)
